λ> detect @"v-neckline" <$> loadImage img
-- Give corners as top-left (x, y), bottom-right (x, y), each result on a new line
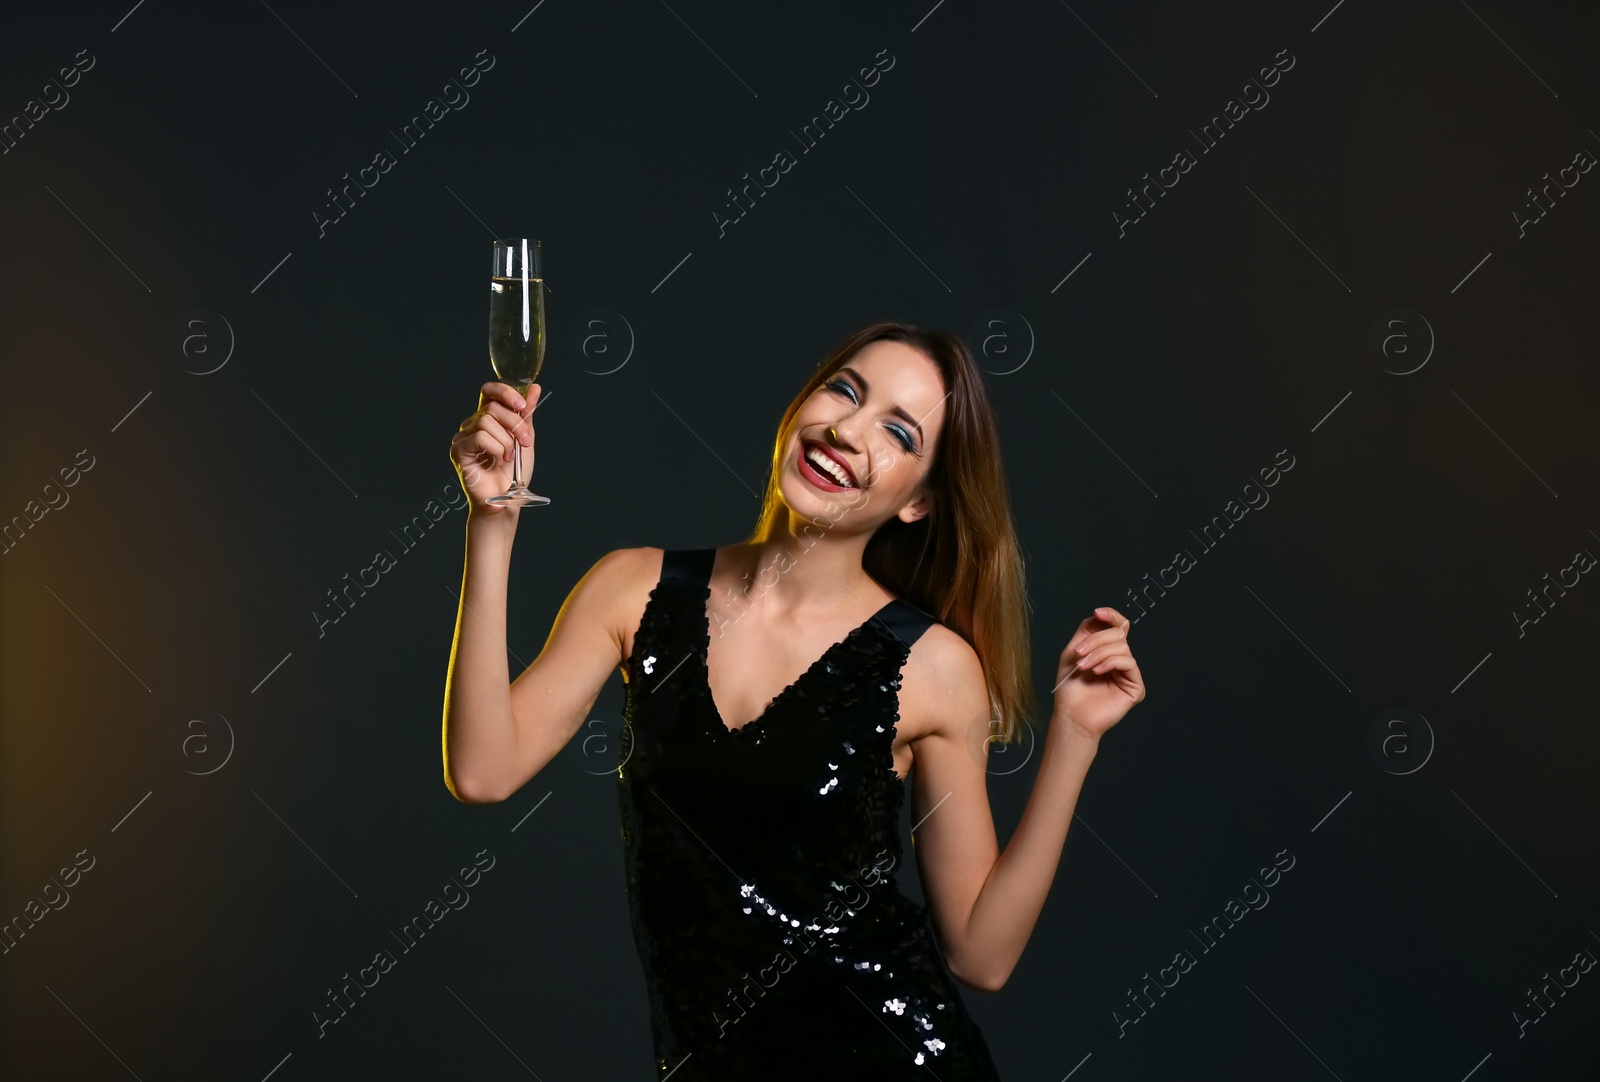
top-left (698, 572), bottom-right (899, 738)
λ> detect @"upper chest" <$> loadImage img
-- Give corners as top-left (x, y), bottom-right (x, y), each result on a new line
top-left (624, 605), bottom-right (939, 778)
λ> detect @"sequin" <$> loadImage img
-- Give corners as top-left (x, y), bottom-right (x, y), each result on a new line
top-left (618, 548), bottom-right (1003, 1080)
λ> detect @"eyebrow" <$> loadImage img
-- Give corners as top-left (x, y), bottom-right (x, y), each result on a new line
top-left (837, 366), bottom-right (924, 446)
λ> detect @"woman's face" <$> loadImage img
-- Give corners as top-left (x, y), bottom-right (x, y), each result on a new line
top-left (778, 339), bottom-right (948, 532)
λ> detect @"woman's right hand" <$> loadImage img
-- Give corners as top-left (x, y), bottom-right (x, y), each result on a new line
top-left (451, 381), bottom-right (540, 516)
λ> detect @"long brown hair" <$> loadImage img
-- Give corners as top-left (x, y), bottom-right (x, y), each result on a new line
top-left (747, 320), bottom-right (1038, 745)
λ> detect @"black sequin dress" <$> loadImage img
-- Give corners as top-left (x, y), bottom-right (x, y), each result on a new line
top-left (617, 548), bottom-right (1003, 1080)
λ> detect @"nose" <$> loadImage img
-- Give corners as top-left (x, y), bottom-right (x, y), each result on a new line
top-left (825, 419), bottom-right (863, 452)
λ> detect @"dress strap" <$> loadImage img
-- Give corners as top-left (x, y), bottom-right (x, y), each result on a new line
top-left (869, 598), bottom-right (938, 651)
top-left (660, 547), bottom-right (715, 589)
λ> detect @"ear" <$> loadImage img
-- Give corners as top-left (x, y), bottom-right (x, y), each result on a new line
top-left (897, 487), bottom-right (933, 525)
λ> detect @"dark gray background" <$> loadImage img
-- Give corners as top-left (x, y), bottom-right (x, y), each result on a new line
top-left (2, 0), bottom-right (1597, 1078)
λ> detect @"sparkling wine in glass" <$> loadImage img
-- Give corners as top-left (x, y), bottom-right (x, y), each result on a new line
top-left (487, 238), bottom-right (549, 507)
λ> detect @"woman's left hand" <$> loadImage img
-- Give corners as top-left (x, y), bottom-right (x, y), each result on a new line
top-left (1052, 607), bottom-right (1146, 740)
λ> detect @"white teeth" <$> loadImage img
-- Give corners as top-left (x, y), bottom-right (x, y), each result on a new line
top-left (805, 446), bottom-right (854, 487)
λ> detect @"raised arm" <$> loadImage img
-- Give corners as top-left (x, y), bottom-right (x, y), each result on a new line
top-left (441, 379), bottom-right (651, 803)
top-left (906, 608), bottom-right (1144, 991)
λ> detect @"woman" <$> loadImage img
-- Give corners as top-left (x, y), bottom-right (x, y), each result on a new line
top-left (442, 321), bottom-right (1146, 1079)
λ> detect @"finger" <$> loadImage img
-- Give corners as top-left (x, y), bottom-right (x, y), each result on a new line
top-left (1072, 626), bottom-right (1125, 657)
top-left (507, 407), bottom-right (536, 442)
top-left (481, 381), bottom-right (530, 414)
top-left (516, 386), bottom-right (542, 433)
top-left (459, 429), bottom-right (510, 467)
top-left (1074, 648), bottom-right (1105, 674)
top-left (1076, 643), bottom-right (1130, 673)
top-left (483, 400), bottom-right (533, 443)
top-left (1093, 607), bottom-right (1132, 635)
top-left (450, 435), bottom-right (494, 483)
top-left (468, 416), bottom-right (516, 461)
top-left (1090, 654), bottom-right (1139, 679)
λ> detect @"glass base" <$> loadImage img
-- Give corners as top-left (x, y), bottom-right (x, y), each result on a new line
top-left (487, 484), bottom-right (550, 507)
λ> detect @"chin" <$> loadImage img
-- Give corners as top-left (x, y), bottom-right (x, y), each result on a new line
top-left (779, 464), bottom-right (875, 531)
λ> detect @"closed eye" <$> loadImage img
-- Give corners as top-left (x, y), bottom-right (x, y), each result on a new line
top-left (824, 378), bottom-right (918, 454)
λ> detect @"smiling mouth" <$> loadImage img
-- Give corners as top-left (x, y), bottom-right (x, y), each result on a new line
top-left (800, 439), bottom-right (858, 489)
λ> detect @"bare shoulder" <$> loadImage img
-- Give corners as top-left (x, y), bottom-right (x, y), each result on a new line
top-left (589, 546), bottom-right (665, 671)
top-left (588, 544), bottom-right (663, 585)
top-left (896, 620), bottom-right (991, 745)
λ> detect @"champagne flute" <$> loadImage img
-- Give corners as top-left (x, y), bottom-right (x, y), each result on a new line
top-left (486, 238), bottom-right (549, 507)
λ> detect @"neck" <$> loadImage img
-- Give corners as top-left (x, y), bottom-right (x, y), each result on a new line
top-left (728, 507), bottom-right (885, 618)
